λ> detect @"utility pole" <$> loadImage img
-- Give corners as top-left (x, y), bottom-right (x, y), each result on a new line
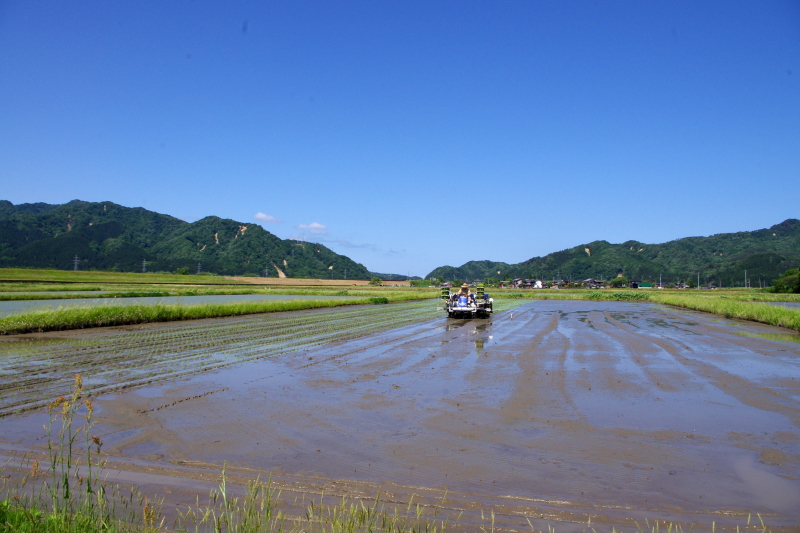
top-left (73, 255), bottom-right (79, 271)
top-left (197, 263), bottom-right (202, 275)
top-left (142, 259), bottom-right (147, 273)
top-left (697, 272), bottom-right (700, 289)
top-left (745, 270), bottom-right (748, 289)
top-left (265, 265), bottom-right (269, 277)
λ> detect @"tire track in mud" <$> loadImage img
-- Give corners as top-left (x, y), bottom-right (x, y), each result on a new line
top-left (136, 388), bottom-right (229, 413)
top-left (598, 310), bottom-right (693, 393)
top-left (420, 309), bottom-right (660, 500)
top-left (296, 322), bottom-right (445, 370)
top-left (496, 308), bottom-right (708, 498)
top-left (604, 309), bottom-right (800, 428)
top-left (659, 309), bottom-right (800, 363)
top-left (497, 311), bottom-right (567, 418)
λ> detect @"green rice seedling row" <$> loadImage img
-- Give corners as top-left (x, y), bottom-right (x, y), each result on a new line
top-left (0, 301), bottom-right (458, 416)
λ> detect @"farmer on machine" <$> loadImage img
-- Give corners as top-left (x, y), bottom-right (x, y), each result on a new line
top-left (455, 283), bottom-right (475, 303)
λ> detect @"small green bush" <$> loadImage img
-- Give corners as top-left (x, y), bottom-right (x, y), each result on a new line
top-left (585, 291), bottom-right (650, 301)
top-left (608, 276), bottom-right (629, 288)
top-left (771, 268), bottom-right (800, 293)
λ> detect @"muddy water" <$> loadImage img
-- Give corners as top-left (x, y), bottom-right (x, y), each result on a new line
top-left (1, 301), bottom-right (799, 531)
top-left (768, 302), bottom-right (800, 308)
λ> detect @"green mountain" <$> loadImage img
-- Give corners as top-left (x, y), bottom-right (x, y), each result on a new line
top-left (0, 200), bottom-right (374, 278)
top-left (426, 219), bottom-right (800, 287)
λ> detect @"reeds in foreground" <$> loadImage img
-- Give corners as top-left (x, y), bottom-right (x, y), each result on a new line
top-left (0, 373), bottom-right (162, 532)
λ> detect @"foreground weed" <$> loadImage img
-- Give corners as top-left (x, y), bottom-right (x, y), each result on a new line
top-left (175, 470), bottom-right (454, 533)
top-left (0, 373), bottom-right (162, 532)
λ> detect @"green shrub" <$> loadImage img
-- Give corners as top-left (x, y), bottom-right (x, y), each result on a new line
top-left (608, 276), bottom-right (629, 288)
top-left (771, 268), bottom-right (800, 293)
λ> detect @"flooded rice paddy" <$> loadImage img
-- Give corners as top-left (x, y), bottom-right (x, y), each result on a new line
top-left (0, 301), bottom-right (455, 415)
top-left (768, 302), bottom-right (800, 309)
top-left (0, 292), bottom-right (357, 316)
top-left (1, 300), bottom-right (799, 531)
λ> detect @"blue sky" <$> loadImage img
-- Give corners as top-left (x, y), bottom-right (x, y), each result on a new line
top-left (1, 1), bottom-right (798, 277)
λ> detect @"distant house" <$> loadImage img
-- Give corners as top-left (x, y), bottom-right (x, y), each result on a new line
top-left (638, 282), bottom-right (654, 289)
top-left (440, 282), bottom-right (453, 288)
top-left (583, 278), bottom-right (604, 289)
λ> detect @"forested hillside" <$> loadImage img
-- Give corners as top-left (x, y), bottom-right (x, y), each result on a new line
top-left (426, 219), bottom-right (800, 286)
top-left (0, 200), bottom-right (373, 278)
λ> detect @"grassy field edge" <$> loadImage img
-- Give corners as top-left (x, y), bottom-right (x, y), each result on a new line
top-left (2, 289), bottom-right (798, 335)
top-left (0, 296), bottom-right (427, 335)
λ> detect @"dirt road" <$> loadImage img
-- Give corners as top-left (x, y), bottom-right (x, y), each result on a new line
top-left (1, 301), bottom-right (799, 531)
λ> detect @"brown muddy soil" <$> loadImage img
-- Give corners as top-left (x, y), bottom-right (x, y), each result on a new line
top-left (1, 301), bottom-right (799, 531)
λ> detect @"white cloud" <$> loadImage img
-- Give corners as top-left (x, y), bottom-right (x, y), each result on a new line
top-left (296, 222), bottom-right (327, 235)
top-left (254, 212), bottom-right (282, 223)
top-left (317, 237), bottom-right (376, 250)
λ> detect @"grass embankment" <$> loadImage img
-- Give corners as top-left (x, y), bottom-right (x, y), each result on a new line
top-left (0, 291), bottom-right (171, 301)
top-left (0, 284), bottom-right (104, 292)
top-left (649, 293), bottom-right (800, 331)
top-left (0, 298), bottom-right (372, 335)
top-left (0, 297), bottom-right (429, 335)
top-left (0, 288), bottom-right (437, 301)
